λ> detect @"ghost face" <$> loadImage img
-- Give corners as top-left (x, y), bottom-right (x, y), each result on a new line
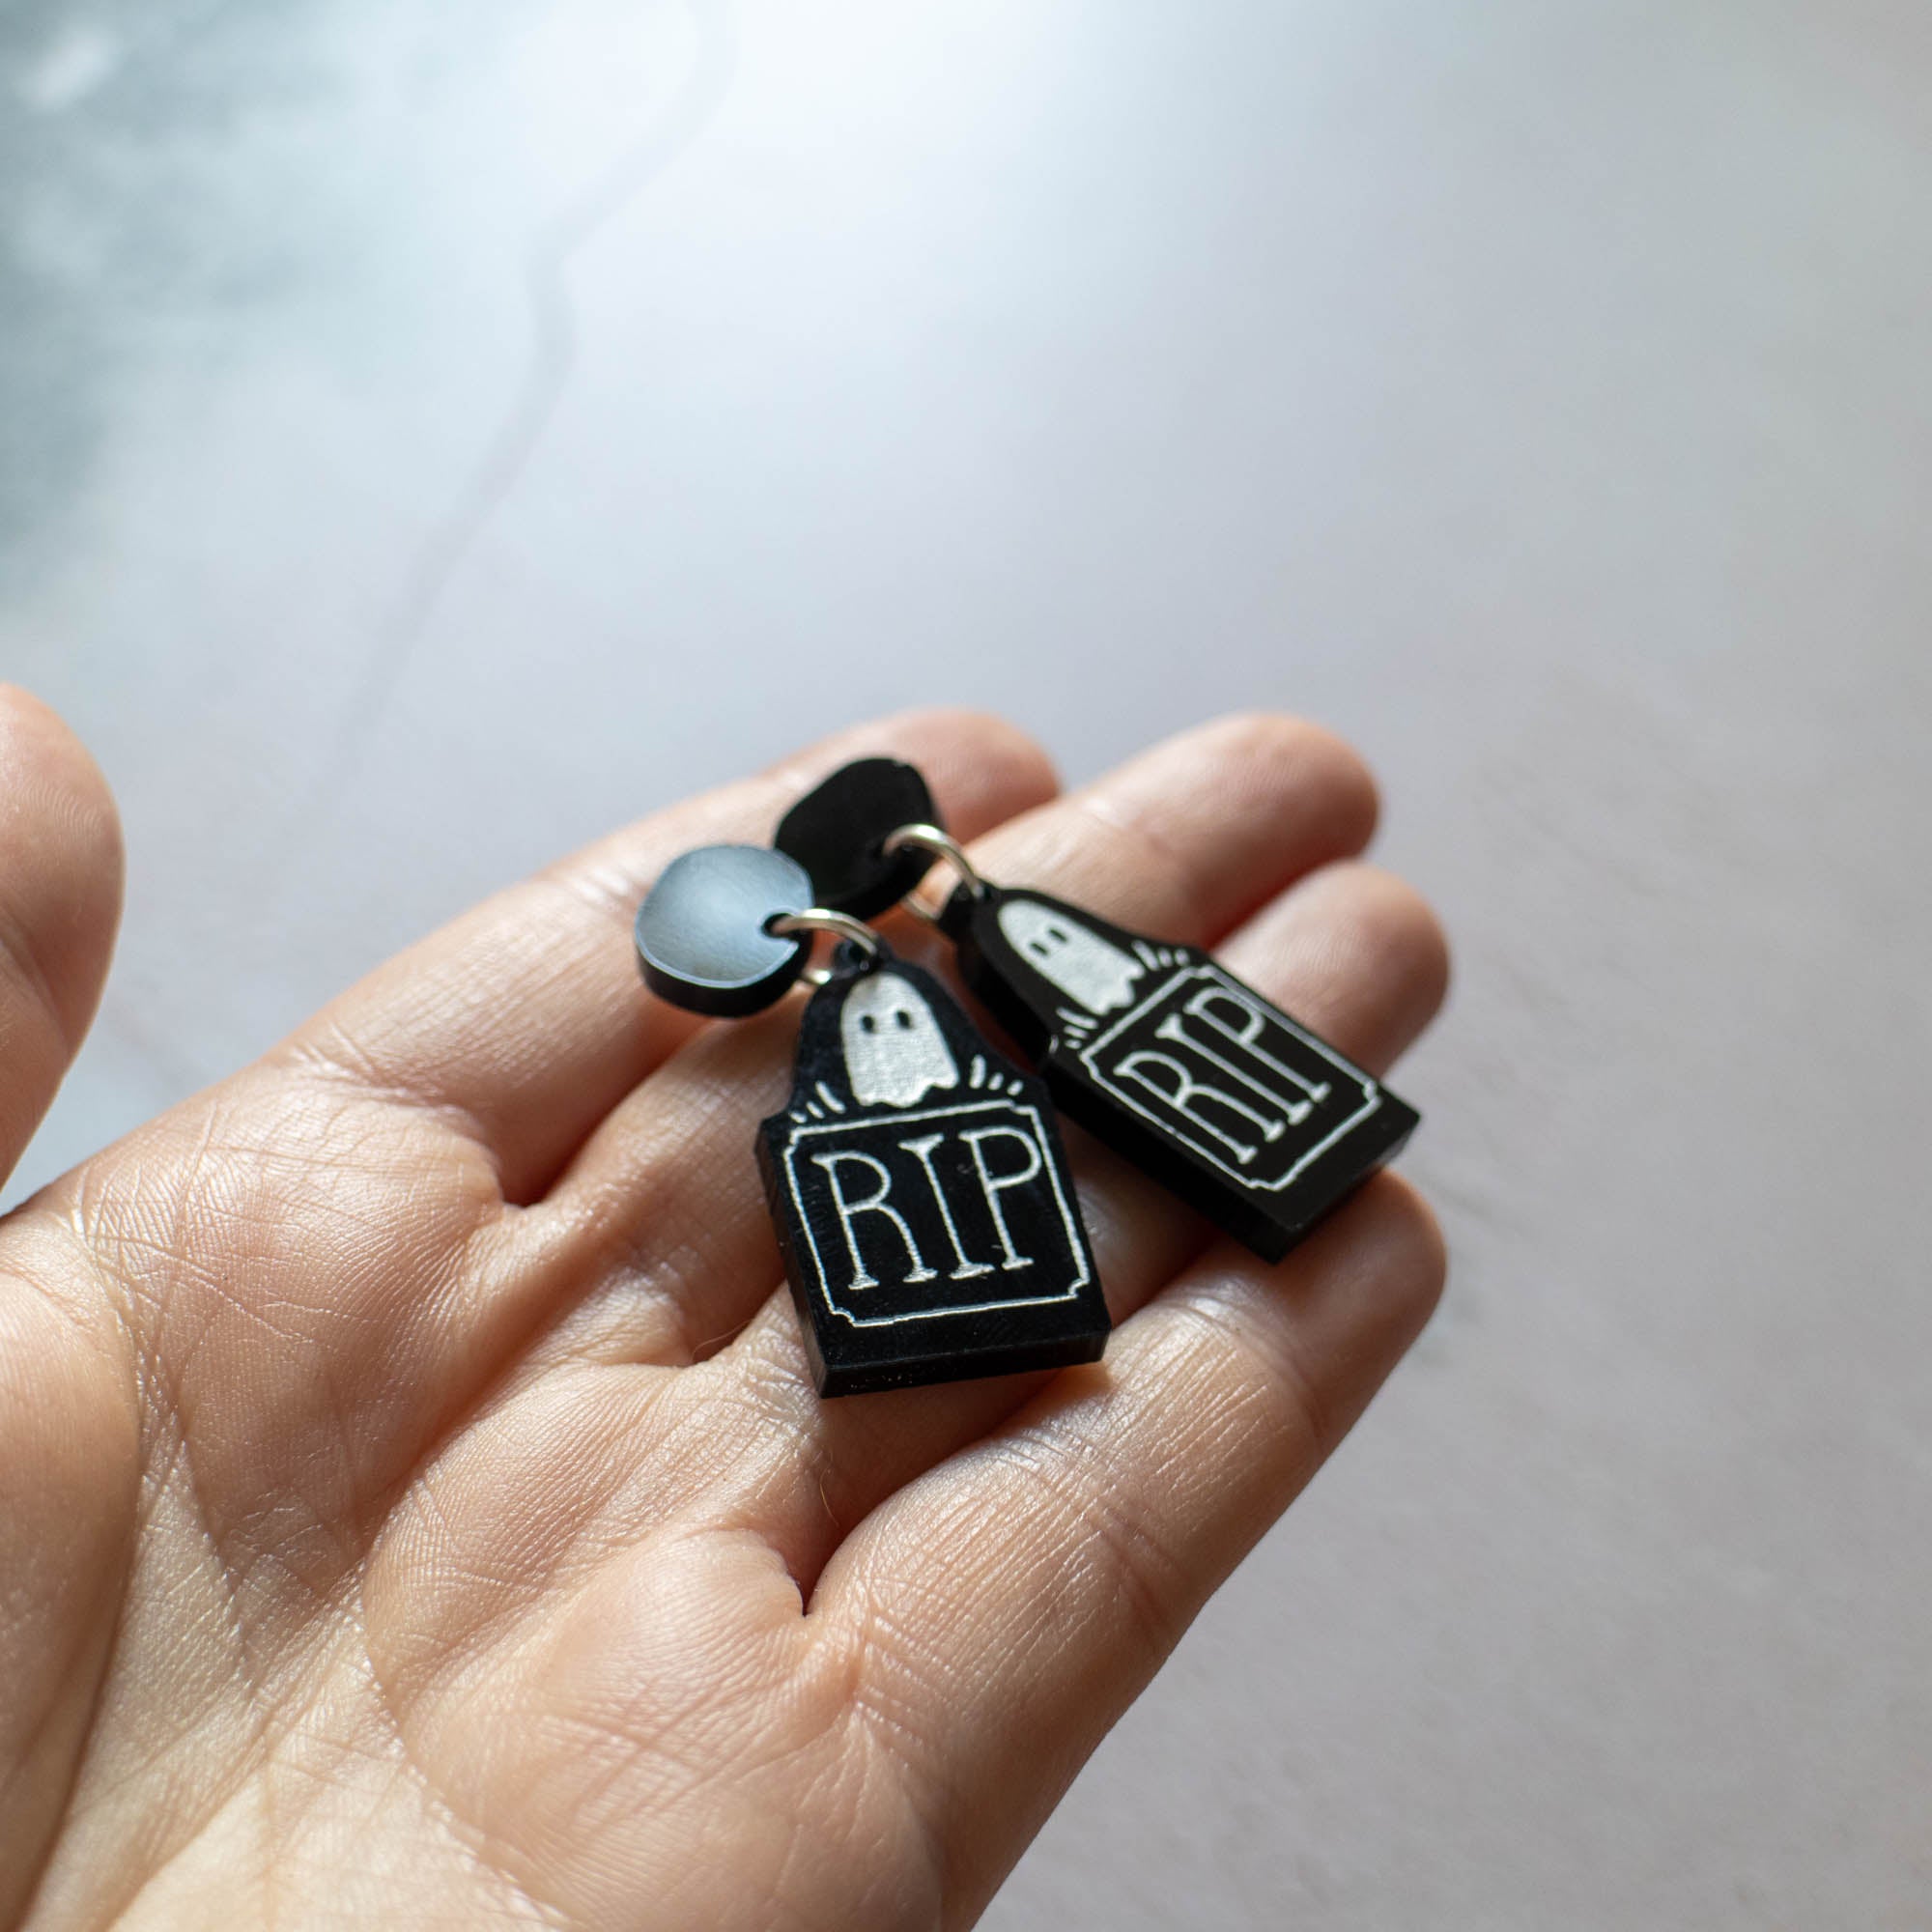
top-left (839, 972), bottom-right (959, 1107)
top-left (999, 900), bottom-right (1143, 1014)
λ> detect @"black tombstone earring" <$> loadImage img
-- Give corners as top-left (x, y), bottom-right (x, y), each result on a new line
top-left (775, 758), bottom-right (1421, 1265)
top-left (635, 836), bottom-right (1107, 1397)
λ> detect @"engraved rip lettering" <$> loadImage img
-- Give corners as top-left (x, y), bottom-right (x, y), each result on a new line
top-left (1079, 965), bottom-right (1381, 1191)
top-left (780, 1096), bottom-right (1088, 1326)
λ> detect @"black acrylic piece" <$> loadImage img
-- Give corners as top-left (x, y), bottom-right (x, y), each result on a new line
top-left (773, 756), bottom-right (938, 921)
top-left (634, 844), bottom-right (813, 1017)
top-left (758, 945), bottom-right (1108, 1397)
top-left (941, 885), bottom-right (1420, 1264)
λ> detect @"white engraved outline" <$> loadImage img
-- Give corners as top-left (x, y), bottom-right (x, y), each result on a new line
top-left (781, 1096), bottom-right (1091, 1328)
top-left (1076, 964), bottom-right (1383, 1190)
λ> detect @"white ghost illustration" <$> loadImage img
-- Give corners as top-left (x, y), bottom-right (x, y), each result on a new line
top-left (999, 900), bottom-right (1144, 1014)
top-left (839, 972), bottom-right (959, 1107)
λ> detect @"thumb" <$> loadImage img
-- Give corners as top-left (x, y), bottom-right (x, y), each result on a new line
top-left (0, 687), bottom-right (123, 1195)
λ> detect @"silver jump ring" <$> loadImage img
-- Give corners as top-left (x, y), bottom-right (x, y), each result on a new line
top-left (766, 906), bottom-right (884, 987)
top-left (881, 822), bottom-right (988, 923)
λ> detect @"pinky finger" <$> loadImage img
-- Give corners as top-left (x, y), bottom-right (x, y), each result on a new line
top-left (812, 1176), bottom-right (1446, 1921)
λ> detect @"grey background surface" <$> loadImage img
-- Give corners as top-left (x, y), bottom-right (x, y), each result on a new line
top-left (3, 1), bottom-right (1926, 1924)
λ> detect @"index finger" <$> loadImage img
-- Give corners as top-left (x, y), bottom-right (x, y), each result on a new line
top-left (274, 710), bottom-right (1058, 1203)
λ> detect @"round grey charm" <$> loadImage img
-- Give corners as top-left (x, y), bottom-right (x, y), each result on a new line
top-left (635, 844), bottom-right (815, 1016)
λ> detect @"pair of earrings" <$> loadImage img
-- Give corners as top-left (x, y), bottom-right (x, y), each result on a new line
top-left (636, 758), bottom-right (1418, 1397)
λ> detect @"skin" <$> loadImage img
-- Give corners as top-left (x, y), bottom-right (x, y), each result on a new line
top-left (0, 692), bottom-right (1448, 1930)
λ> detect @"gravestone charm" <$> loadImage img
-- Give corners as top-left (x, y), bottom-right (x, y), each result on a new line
top-left (758, 945), bottom-right (1108, 1397)
top-left (941, 885), bottom-right (1419, 1264)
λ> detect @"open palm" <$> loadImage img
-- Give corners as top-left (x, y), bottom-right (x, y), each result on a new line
top-left (0, 694), bottom-right (1447, 1929)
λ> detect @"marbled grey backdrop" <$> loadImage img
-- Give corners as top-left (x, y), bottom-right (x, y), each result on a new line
top-left (3, 1), bottom-right (1925, 1923)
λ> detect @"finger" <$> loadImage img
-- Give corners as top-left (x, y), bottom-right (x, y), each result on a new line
top-left (0, 699), bottom-right (128, 1924)
top-left (1216, 860), bottom-right (1452, 1079)
top-left (817, 1175), bottom-right (1448, 1921)
top-left (696, 858), bottom-right (1446, 1582)
top-left (518, 714), bottom-right (1381, 1375)
top-left (0, 687), bottom-right (123, 1193)
top-left (274, 709), bottom-right (1058, 1204)
top-left (960, 709), bottom-right (1379, 944)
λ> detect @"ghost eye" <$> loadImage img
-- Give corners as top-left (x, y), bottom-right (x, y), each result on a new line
top-left (860, 1014), bottom-right (877, 1033)
top-left (895, 1009), bottom-right (914, 1030)
top-left (1029, 941), bottom-right (1053, 959)
top-left (1046, 925), bottom-right (1070, 944)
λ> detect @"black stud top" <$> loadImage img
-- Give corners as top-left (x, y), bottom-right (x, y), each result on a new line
top-left (774, 757), bottom-right (938, 921)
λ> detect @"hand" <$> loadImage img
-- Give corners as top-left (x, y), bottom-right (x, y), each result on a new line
top-left (0, 694), bottom-right (1447, 1929)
